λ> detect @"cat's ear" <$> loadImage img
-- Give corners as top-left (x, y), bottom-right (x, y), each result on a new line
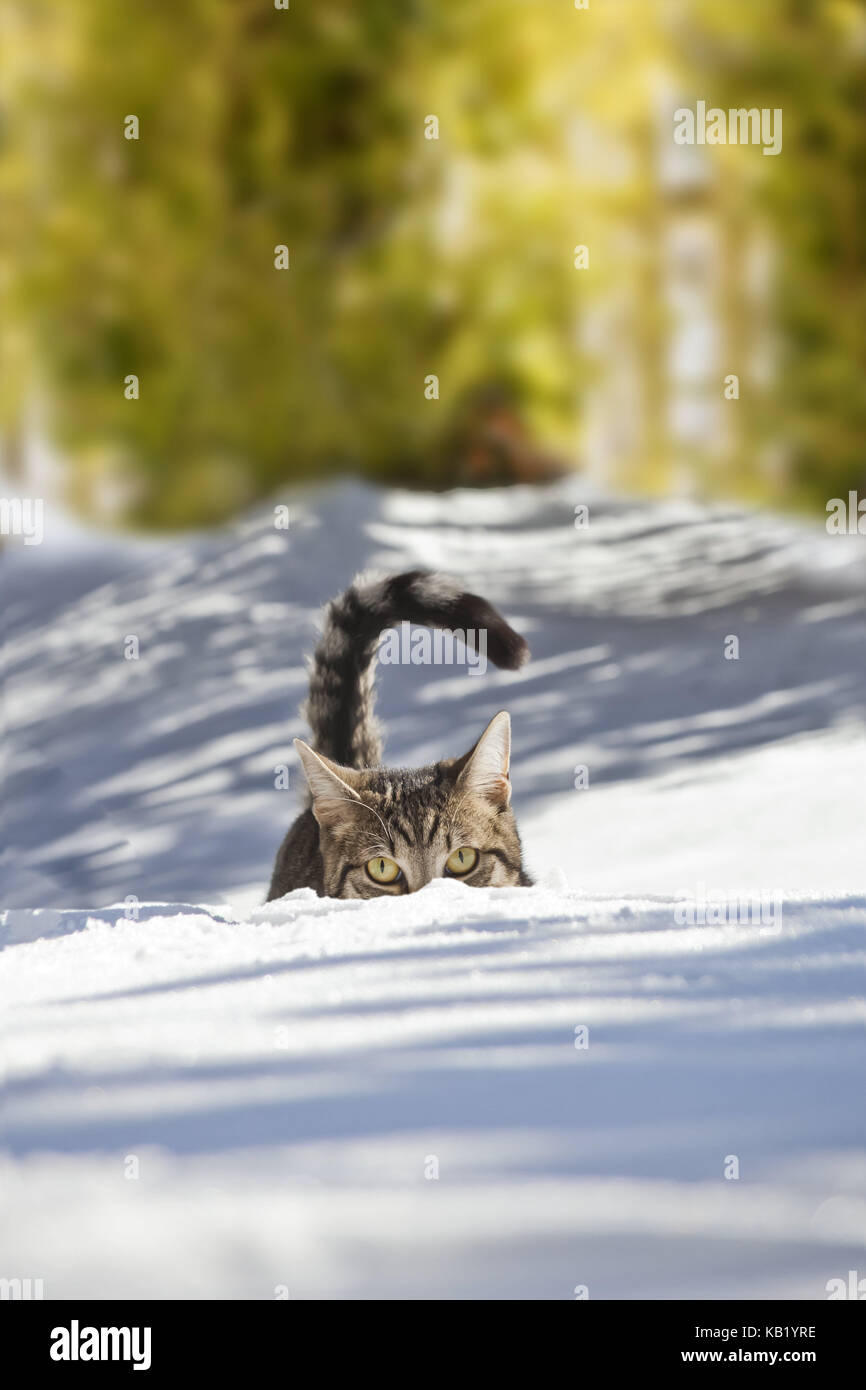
top-left (294, 739), bottom-right (364, 829)
top-left (455, 710), bottom-right (512, 807)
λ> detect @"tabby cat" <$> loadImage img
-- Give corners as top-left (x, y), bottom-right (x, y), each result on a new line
top-left (267, 570), bottom-right (532, 899)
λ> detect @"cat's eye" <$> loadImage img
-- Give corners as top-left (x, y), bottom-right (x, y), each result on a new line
top-left (366, 855), bottom-right (402, 885)
top-left (445, 846), bottom-right (478, 876)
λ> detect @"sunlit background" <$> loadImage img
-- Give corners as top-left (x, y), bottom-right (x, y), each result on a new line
top-left (2, 0), bottom-right (865, 528)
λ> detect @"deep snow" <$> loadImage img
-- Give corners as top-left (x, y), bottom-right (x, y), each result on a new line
top-left (2, 478), bottom-right (865, 1298)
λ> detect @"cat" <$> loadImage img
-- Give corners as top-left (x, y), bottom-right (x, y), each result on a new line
top-left (267, 569), bottom-right (533, 899)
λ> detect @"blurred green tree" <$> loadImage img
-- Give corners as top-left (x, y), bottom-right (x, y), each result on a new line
top-left (1, 0), bottom-right (864, 526)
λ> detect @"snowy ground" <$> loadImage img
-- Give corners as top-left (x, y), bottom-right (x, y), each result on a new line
top-left (2, 478), bottom-right (866, 1298)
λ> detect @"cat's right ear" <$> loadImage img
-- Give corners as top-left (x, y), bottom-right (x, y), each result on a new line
top-left (294, 739), bottom-right (363, 829)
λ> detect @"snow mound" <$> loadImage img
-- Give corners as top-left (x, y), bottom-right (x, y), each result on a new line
top-left (2, 881), bottom-right (865, 1298)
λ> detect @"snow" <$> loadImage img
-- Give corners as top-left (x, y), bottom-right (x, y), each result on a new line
top-left (2, 477), bottom-right (866, 1298)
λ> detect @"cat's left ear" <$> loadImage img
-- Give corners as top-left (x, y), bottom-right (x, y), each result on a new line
top-left (456, 710), bottom-right (512, 807)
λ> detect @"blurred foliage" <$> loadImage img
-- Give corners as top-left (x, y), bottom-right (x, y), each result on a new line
top-left (0, 0), bottom-right (865, 526)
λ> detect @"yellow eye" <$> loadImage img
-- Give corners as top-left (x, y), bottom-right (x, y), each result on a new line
top-left (366, 855), bottom-right (401, 884)
top-left (445, 847), bottom-right (478, 876)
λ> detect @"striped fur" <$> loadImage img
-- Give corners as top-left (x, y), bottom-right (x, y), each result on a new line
top-left (267, 570), bottom-right (531, 899)
top-left (303, 569), bottom-right (528, 767)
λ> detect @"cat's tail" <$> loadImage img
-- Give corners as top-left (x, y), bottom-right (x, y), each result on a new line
top-left (303, 570), bottom-right (529, 768)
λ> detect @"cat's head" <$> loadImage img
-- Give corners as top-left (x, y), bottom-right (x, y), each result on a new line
top-left (294, 711), bottom-right (528, 898)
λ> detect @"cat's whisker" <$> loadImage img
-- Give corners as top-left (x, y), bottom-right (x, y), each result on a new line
top-left (330, 795), bottom-right (394, 849)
